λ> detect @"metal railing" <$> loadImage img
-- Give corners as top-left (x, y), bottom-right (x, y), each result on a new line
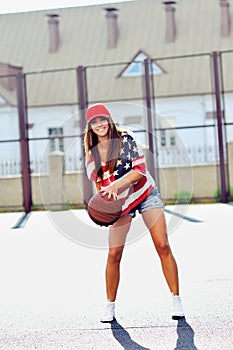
top-left (0, 144), bottom-right (219, 176)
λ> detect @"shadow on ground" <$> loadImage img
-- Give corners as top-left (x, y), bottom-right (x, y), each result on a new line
top-left (111, 320), bottom-right (150, 350)
top-left (174, 317), bottom-right (197, 350)
top-left (110, 318), bottom-right (197, 350)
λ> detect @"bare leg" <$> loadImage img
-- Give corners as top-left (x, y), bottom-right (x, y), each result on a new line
top-left (105, 215), bottom-right (132, 301)
top-left (142, 208), bottom-right (179, 295)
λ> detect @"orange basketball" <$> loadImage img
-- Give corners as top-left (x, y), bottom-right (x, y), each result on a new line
top-left (87, 192), bottom-right (122, 227)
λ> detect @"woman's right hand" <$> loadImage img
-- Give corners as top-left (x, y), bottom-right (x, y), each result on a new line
top-left (99, 183), bottom-right (118, 200)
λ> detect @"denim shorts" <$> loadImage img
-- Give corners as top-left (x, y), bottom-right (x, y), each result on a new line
top-left (127, 186), bottom-right (164, 218)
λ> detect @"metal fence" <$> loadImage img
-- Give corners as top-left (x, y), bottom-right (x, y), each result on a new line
top-left (0, 50), bottom-right (233, 212)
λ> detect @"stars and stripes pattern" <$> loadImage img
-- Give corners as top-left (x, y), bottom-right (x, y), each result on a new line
top-left (85, 131), bottom-right (155, 216)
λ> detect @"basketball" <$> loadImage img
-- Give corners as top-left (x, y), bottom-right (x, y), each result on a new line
top-left (87, 192), bottom-right (122, 226)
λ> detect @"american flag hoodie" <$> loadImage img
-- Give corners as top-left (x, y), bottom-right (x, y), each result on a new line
top-left (85, 131), bottom-right (155, 216)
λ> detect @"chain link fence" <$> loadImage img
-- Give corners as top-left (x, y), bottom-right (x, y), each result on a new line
top-left (0, 50), bottom-right (232, 211)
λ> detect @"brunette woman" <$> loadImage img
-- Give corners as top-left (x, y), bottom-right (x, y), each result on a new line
top-left (84, 103), bottom-right (184, 322)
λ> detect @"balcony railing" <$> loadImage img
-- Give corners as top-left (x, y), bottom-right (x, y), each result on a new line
top-left (0, 145), bottom-right (219, 176)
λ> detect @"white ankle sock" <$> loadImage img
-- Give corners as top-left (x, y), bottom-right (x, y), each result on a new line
top-left (171, 294), bottom-right (184, 317)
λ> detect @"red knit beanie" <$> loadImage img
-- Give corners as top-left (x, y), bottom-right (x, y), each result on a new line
top-left (86, 103), bottom-right (111, 124)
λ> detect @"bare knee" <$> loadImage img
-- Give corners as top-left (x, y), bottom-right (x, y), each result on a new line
top-left (107, 248), bottom-right (123, 265)
top-left (155, 242), bottom-right (171, 258)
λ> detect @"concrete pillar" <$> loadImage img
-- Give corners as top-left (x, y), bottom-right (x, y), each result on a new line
top-left (142, 144), bottom-right (149, 168)
top-left (48, 151), bottom-right (67, 210)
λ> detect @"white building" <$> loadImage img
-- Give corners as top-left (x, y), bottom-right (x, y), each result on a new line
top-left (0, 0), bottom-right (233, 175)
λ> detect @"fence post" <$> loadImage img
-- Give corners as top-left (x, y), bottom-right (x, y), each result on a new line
top-left (143, 59), bottom-right (156, 181)
top-left (212, 51), bottom-right (228, 203)
top-left (16, 71), bottom-right (32, 213)
top-left (76, 66), bottom-right (93, 206)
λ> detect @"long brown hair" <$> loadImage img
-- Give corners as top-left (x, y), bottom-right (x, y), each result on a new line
top-left (84, 115), bottom-right (123, 179)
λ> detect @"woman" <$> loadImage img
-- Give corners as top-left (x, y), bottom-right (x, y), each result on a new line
top-left (84, 103), bottom-right (184, 322)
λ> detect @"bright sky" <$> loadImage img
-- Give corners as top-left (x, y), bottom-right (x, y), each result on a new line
top-left (0, 0), bottom-right (133, 14)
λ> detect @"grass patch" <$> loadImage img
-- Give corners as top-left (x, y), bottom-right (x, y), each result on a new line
top-left (174, 191), bottom-right (192, 204)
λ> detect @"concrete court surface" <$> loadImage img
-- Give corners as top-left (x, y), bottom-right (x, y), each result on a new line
top-left (0, 203), bottom-right (232, 350)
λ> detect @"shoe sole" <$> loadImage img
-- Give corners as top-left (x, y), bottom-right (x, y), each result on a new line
top-left (100, 317), bottom-right (116, 323)
top-left (172, 315), bottom-right (185, 320)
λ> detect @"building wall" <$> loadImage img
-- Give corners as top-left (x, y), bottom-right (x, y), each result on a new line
top-left (1, 93), bottom-right (233, 165)
top-left (2, 93), bottom-right (233, 162)
top-left (0, 162), bottom-right (231, 211)
top-left (0, 94), bottom-right (233, 159)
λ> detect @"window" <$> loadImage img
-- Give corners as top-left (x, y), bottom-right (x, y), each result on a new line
top-left (159, 117), bottom-right (176, 147)
top-left (160, 130), bottom-right (166, 146)
top-left (170, 133), bottom-right (176, 146)
top-left (118, 51), bottom-right (164, 78)
top-left (48, 127), bottom-right (64, 152)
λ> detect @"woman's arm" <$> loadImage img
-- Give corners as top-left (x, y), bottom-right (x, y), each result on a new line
top-left (100, 170), bottom-right (144, 200)
top-left (95, 182), bottom-right (101, 192)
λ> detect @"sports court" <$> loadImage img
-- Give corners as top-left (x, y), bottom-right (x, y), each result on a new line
top-left (0, 2), bottom-right (233, 349)
top-left (0, 203), bottom-right (232, 349)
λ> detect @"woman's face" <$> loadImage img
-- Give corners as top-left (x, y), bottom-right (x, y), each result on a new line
top-left (90, 117), bottom-right (109, 138)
